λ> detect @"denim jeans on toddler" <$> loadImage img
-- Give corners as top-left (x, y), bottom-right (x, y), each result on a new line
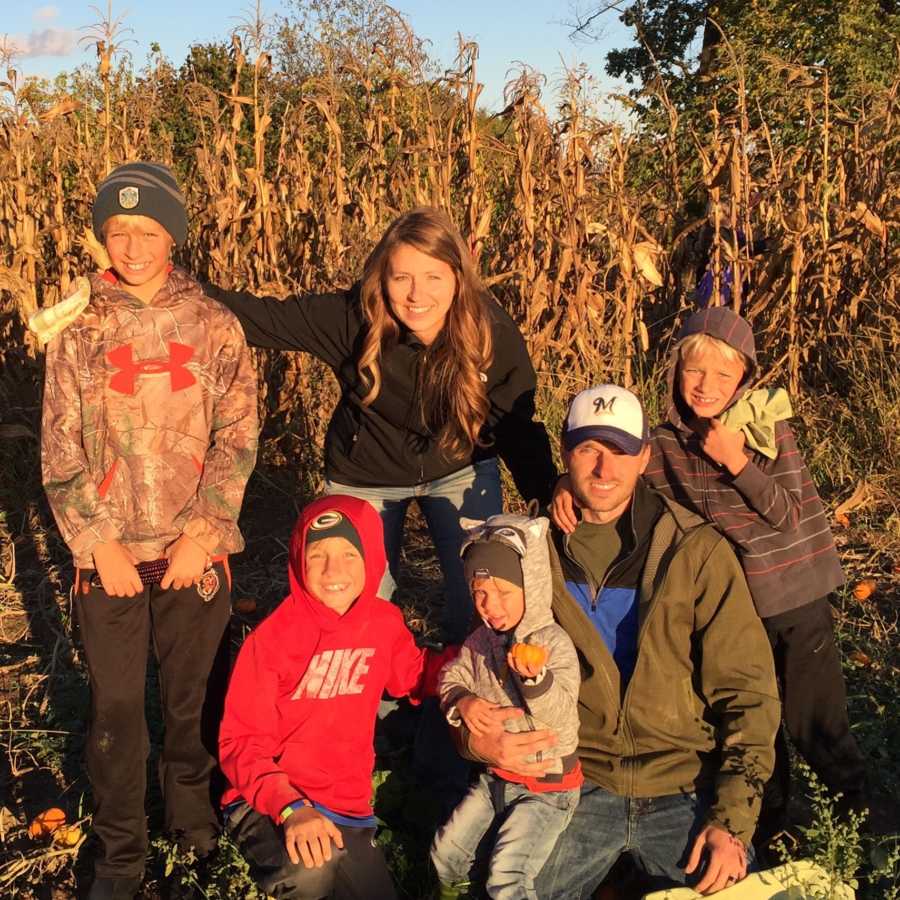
top-left (431, 772), bottom-right (580, 900)
top-left (326, 457), bottom-right (502, 643)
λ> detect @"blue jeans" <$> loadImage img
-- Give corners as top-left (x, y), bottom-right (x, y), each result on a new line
top-left (535, 783), bottom-right (752, 899)
top-left (431, 773), bottom-right (579, 900)
top-left (325, 458), bottom-right (503, 642)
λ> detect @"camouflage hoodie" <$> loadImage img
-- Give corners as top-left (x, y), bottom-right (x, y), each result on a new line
top-left (439, 513), bottom-right (581, 778)
top-left (41, 267), bottom-right (258, 568)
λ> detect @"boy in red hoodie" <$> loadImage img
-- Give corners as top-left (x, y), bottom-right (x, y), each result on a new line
top-left (219, 495), bottom-right (450, 899)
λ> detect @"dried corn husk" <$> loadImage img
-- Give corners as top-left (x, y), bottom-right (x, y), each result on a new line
top-left (28, 276), bottom-right (91, 344)
top-left (632, 242), bottom-right (664, 287)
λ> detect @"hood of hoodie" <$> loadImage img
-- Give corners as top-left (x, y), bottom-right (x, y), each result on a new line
top-left (89, 264), bottom-right (200, 311)
top-left (459, 513), bottom-right (553, 642)
top-left (666, 306), bottom-right (758, 432)
top-left (287, 495), bottom-right (387, 634)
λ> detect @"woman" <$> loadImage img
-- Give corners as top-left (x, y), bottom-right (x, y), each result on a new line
top-left (206, 208), bottom-right (556, 642)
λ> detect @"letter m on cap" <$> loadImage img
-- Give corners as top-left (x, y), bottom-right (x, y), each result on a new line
top-left (593, 396), bottom-right (616, 415)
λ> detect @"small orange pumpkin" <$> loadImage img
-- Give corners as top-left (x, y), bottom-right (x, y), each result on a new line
top-left (28, 807), bottom-right (66, 839)
top-left (510, 642), bottom-right (548, 670)
top-left (853, 580), bottom-right (876, 601)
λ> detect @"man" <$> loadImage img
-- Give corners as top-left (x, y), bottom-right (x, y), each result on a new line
top-left (459, 385), bottom-right (780, 897)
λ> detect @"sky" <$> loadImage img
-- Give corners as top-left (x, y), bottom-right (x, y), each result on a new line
top-left (3, 1), bottom-right (635, 117)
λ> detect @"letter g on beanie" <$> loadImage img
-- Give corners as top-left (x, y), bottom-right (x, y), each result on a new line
top-left (92, 162), bottom-right (188, 247)
top-left (305, 509), bottom-right (365, 558)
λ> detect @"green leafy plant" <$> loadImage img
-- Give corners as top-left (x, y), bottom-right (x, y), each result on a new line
top-left (774, 761), bottom-right (900, 899)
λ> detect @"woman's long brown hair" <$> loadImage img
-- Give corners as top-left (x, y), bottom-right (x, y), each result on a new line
top-left (356, 207), bottom-right (493, 461)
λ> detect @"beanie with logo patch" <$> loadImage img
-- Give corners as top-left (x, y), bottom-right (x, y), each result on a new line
top-left (305, 509), bottom-right (365, 558)
top-left (92, 162), bottom-right (188, 247)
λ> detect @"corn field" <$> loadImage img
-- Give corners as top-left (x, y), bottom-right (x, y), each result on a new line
top-left (0, 13), bottom-right (897, 420)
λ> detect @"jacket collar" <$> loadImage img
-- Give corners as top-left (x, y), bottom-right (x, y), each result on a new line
top-left (560, 477), bottom-right (663, 563)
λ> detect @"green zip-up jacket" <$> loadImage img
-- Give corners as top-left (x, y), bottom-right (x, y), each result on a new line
top-left (549, 481), bottom-right (779, 844)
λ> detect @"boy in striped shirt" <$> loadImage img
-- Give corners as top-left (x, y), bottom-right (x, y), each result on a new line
top-left (643, 306), bottom-right (867, 847)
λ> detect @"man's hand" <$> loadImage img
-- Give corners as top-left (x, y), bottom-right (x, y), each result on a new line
top-left (92, 540), bottom-right (142, 597)
top-left (457, 695), bottom-right (503, 736)
top-left (550, 474), bottom-right (580, 534)
top-left (685, 825), bottom-right (748, 895)
top-left (698, 419), bottom-right (748, 476)
top-left (467, 706), bottom-right (557, 776)
top-left (283, 807), bottom-right (344, 868)
top-left (161, 534), bottom-right (208, 590)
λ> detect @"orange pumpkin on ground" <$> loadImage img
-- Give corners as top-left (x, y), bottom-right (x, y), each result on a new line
top-left (28, 807), bottom-right (66, 839)
top-left (510, 642), bottom-right (549, 670)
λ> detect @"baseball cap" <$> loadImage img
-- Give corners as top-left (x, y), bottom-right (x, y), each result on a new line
top-left (562, 384), bottom-right (649, 455)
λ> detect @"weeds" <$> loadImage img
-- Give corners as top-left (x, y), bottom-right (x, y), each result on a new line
top-left (150, 832), bottom-right (264, 899)
top-left (774, 761), bottom-right (900, 899)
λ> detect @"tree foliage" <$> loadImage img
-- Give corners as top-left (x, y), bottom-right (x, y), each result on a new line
top-left (574, 0), bottom-right (899, 106)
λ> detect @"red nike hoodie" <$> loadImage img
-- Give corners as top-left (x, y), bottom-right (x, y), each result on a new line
top-left (219, 495), bottom-right (447, 821)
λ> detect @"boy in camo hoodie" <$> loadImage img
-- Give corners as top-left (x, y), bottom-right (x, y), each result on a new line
top-left (40, 162), bottom-right (258, 900)
top-left (431, 513), bottom-right (582, 900)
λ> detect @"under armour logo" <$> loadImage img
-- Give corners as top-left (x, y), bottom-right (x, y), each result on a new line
top-left (593, 396), bottom-right (616, 415)
top-left (107, 342), bottom-right (197, 395)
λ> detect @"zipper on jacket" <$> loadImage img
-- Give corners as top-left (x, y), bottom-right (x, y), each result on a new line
top-left (621, 717), bottom-right (637, 796)
top-left (617, 521), bottom-right (696, 797)
top-left (562, 534), bottom-right (600, 610)
top-left (592, 566), bottom-right (617, 612)
top-left (564, 522), bottom-right (634, 614)
top-left (618, 557), bottom-right (667, 797)
top-left (418, 350), bottom-right (427, 482)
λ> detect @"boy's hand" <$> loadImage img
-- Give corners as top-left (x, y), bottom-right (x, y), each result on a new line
top-left (700, 419), bottom-right (748, 476)
top-left (161, 534), bottom-right (208, 590)
top-left (550, 475), bottom-right (580, 534)
top-left (457, 695), bottom-right (503, 736)
top-left (283, 807), bottom-right (344, 868)
top-left (508, 644), bottom-right (549, 679)
top-left (92, 540), bottom-right (142, 597)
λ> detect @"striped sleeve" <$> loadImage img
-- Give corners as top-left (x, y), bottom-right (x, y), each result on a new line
top-left (728, 420), bottom-right (802, 533)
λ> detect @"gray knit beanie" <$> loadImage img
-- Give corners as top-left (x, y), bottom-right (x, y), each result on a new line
top-left (92, 162), bottom-right (188, 247)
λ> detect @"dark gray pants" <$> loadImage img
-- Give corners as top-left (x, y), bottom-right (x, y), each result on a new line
top-left (225, 802), bottom-right (397, 900)
top-left (75, 563), bottom-right (231, 878)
